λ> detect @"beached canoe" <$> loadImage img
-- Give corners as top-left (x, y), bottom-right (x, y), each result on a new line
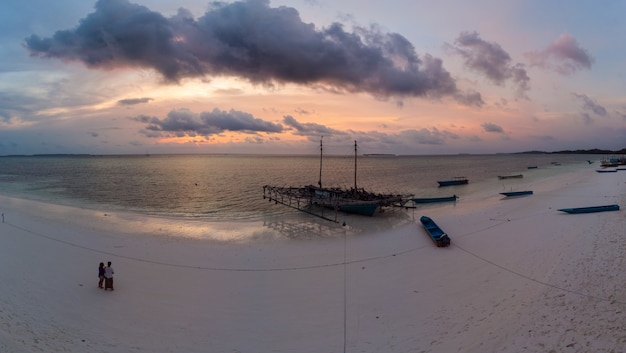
top-left (596, 169), bottom-right (617, 173)
top-left (558, 204), bottom-right (620, 214)
top-left (500, 191), bottom-right (533, 197)
top-left (498, 174), bottom-right (523, 179)
top-left (411, 195), bottom-right (458, 203)
top-left (419, 216), bottom-right (451, 247)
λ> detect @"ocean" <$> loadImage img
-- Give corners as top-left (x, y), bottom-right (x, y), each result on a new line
top-left (0, 153), bottom-right (597, 226)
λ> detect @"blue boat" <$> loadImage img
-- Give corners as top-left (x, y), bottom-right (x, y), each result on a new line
top-left (558, 204), bottom-right (620, 214)
top-left (411, 195), bottom-right (458, 203)
top-left (419, 216), bottom-right (451, 247)
top-left (437, 177), bottom-right (468, 187)
top-left (500, 191), bottom-right (533, 197)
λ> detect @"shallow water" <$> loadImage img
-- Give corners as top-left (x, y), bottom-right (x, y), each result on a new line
top-left (0, 154), bottom-right (598, 220)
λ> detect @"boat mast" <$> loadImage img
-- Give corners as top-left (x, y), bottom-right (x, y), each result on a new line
top-left (318, 137), bottom-right (323, 188)
top-left (354, 140), bottom-right (357, 194)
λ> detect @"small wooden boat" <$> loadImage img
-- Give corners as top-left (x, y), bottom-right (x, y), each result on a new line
top-left (498, 174), bottom-right (523, 179)
top-left (527, 166), bottom-right (538, 169)
top-left (419, 216), bottom-right (451, 247)
top-left (437, 177), bottom-right (468, 187)
top-left (500, 190), bottom-right (533, 197)
top-left (558, 204), bottom-right (620, 214)
top-left (596, 169), bottom-right (617, 173)
top-left (411, 195), bottom-right (458, 203)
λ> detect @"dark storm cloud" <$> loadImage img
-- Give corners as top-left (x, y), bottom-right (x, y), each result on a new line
top-left (25, 0), bottom-right (479, 104)
top-left (118, 97), bottom-right (153, 105)
top-left (134, 108), bottom-right (283, 137)
top-left (446, 31), bottom-right (530, 97)
top-left (525, 33), bottom-right (594, 75)
top-left (481, 122), bottom-right (504, 133)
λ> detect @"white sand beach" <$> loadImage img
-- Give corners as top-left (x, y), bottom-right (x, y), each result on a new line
top-left (1, 166), bottom-right (625, 353)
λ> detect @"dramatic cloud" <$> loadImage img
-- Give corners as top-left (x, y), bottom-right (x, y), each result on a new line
top-left (525, 33), bottom-right (594, 75)
top-left (24, 0), bottom-right (479, 104)
top-left (481, 122), bottom-right (504, 133)
top-left (446, 31), bottom-right (530, 97)
top-left (118, 97), bottom-right (153, 105)
top-left (134, 108), bottom-right (283, 138)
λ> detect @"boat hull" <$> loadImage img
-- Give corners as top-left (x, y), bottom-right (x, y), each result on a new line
top-left (596, 169), bottom-right (617, 173)
top-left (558, 205), bottom-right (620, 214)
top-left (498, 174), bottom-right (523, 179)
top-left (419, 216), bottom-right (451, 247)
top-left (437, 179), bottom-right (468, 187)
top-left (412, 196), bottom-right (458, 203)
top-left (500, 191), bottom-right (533, 197)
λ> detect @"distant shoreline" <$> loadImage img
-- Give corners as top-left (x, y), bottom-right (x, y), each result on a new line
top-left (1, 148), bottom-right (624, 158)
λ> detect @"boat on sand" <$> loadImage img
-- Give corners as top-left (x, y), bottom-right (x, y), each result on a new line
top-left (500, 191), bottom-right (533, 197)
top-left (498, 174), bottom-right (523, 179)
top-left (557, 204), bottom-right (619, 214)
top-left (419, 216), bottom-right (451, 247)
top-left (411, 195), bottom-right (458, 204)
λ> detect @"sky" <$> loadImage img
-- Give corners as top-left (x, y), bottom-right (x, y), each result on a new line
top-left (1, 0), bottom-right (625, 155)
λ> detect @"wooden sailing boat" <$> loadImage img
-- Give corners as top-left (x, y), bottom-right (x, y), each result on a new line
top-left (263, 139), bottom-right (412, 220)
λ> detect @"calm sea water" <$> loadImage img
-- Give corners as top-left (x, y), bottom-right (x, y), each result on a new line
top-left (0, 153), bottom-right (597, 223)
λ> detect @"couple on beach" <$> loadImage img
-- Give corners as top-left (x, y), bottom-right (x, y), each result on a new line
top-left (98, 261), bottom-right (115, 291)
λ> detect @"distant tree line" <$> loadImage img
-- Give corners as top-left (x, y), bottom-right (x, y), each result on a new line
top-left (518, 148), bottom-right (626, 155)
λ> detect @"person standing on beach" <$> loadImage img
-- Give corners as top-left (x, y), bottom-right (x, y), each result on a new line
top-left (98, 262), bottom-right (105, 288)
top-left (104, 261), bottom-right (114, 291)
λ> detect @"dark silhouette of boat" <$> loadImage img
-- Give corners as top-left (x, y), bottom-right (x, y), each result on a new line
top-left (437, 177), bottom-right (468, 187)
top-left (500, 190), bottom-right (533, 197)
top-left (498, 174), bottom-right (523, 179)
top-left (411, 195), bottom-right (458, 203)
top-left (263, 139), bottom-right (412, 221)
top-left (558, 204), bottom-right (619, 214)
top-left (596, 169), bottom-right (617, 173)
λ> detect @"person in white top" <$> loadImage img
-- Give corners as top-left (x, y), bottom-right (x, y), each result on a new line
top-left (104, 261), bottom-right (115, 291)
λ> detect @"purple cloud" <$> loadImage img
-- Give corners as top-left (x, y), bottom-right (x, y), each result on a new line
top-left (25, 0), bottom-right (480, 105)
top-left (446, 31), bottom-right (530, 97)
top-left (134, 108), bottom-right (283, 138)
top-left (573, 93), bottom-right (607, 116)
top-left (525, 33), bottom-right (594, 75)
top-left (481, 122), bottom-right (504, 133)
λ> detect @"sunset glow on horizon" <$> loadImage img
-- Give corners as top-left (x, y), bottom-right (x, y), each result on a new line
top-left (1, 0), bottom-right (625, 155)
